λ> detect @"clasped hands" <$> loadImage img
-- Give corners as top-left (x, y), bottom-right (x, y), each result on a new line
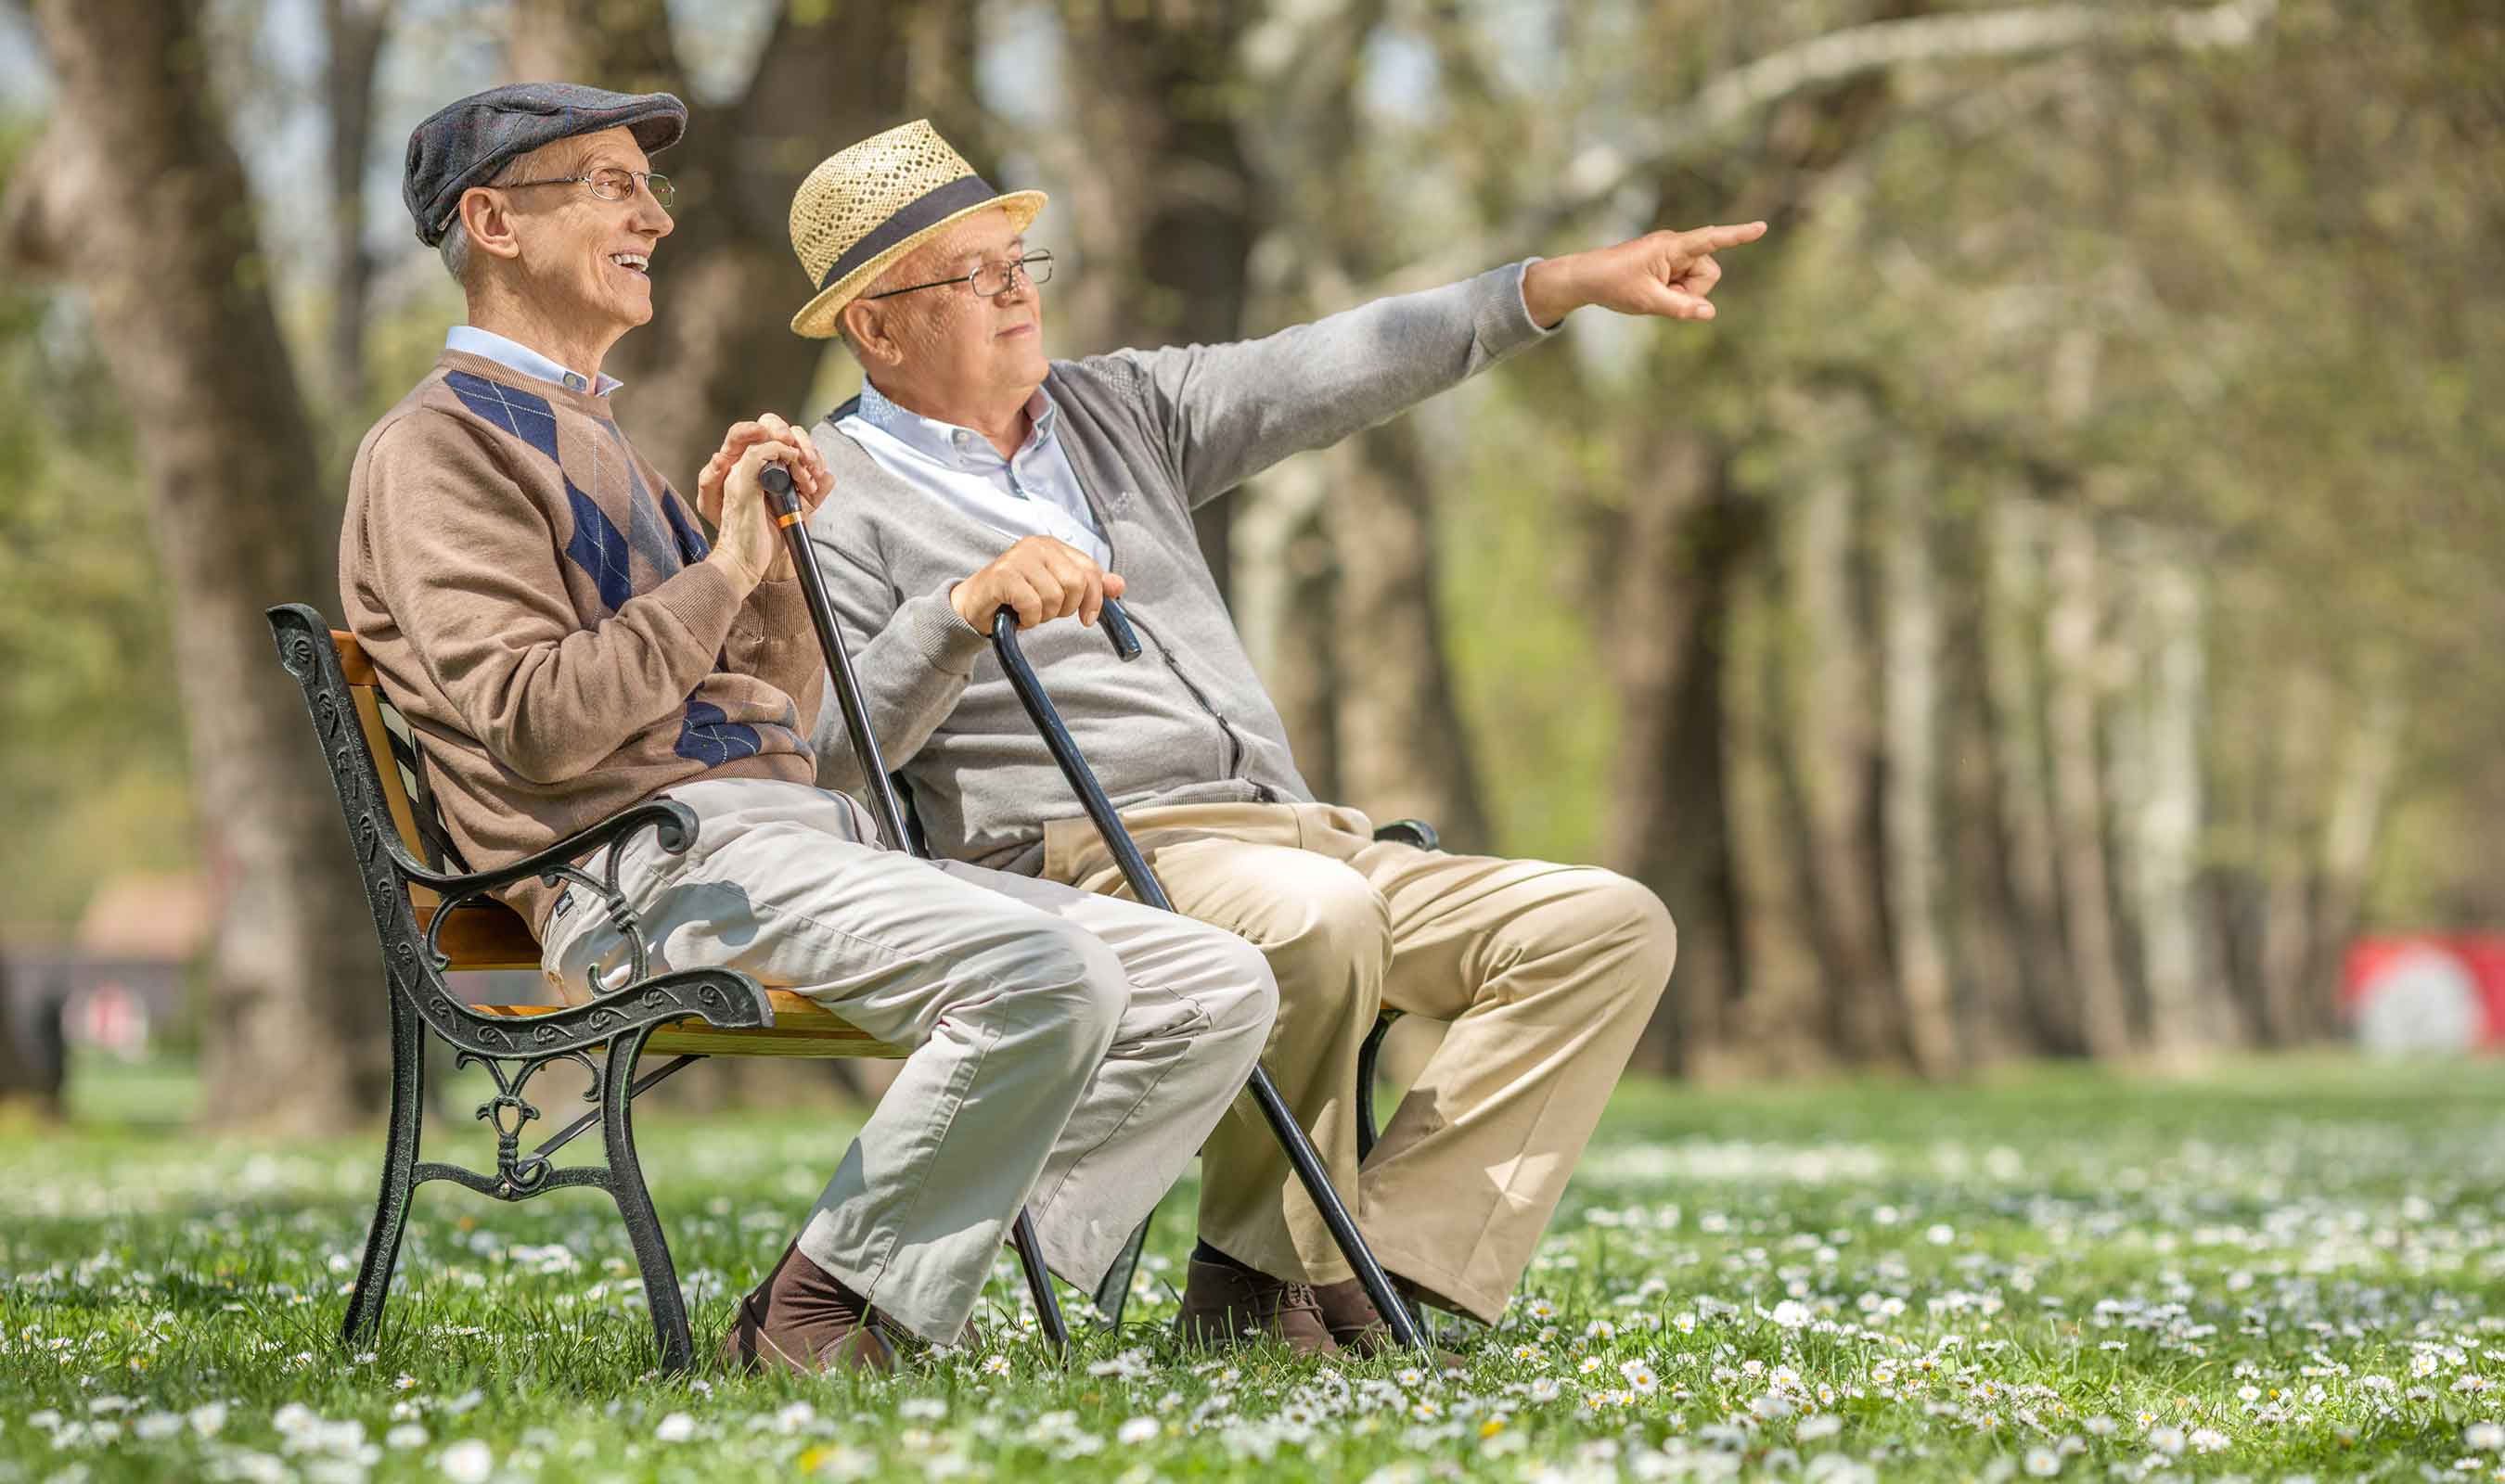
top-left (700, 413), bottom-right (829, 591)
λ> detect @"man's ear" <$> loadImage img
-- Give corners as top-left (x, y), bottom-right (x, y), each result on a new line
top-left (457, 186), bottom-right (523, 266)
top-left (842, 300), bottom-right (900, 366)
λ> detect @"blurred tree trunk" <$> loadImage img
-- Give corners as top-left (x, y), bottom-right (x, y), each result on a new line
top-left (1945, 610), bottom-right (2036, 1065)
top-left (321, 0), bottom-right (392, 421)
top-left (2311, 675), bottom-right (2404, 1037)
top-left (14, 0), bottom-right (386, 1132)
top-left (1243, 0), bottom-right (1495, 843)
top-left (1982, 495), bottom-right (2075, 1050)
top-left (1327, 423), bottom-right (1494, 845)
top-left (1780, 461), bottom-right (1898, 1063)
top-left (1877, 445), bottom-right (1959, 1076)
top-left (2128, 541), bottom-right (2212, 1055)
top-left (1594, 426), bottom-right (1752, 1071)
top-left (0, 956), bottom-right (60, 1119)
top-left (2043, 504), bottom-right (2135, 1057)
top-left (1051, 0), bottom-right (1264, 600)
top-left (2252, 669), bottom-right (2329, 1045)
top-left (1269, 497), bottom-right (1344, 800)
top-left (1719, 537), bottom-right (1835, 1078)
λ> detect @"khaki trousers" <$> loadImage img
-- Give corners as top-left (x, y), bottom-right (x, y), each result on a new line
top-left (1039, 800), bottom-right (1675, 1322)
top-left (539, 778), bottom-right (1276, 1344)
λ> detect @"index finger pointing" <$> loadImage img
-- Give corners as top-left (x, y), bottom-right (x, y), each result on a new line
top-left (1679, 221), bottom-right (1767, 254)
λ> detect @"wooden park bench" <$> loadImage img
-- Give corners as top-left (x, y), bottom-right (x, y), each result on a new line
top-left (268, 603), bottom-right (1018, 1373)
top-left (266, 601), bottom-right (1419, 1369)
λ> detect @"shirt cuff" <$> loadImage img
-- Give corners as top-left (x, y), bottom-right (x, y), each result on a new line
top-left (1473, 259), bottom-right (1562, 364)
top-left (1516, 256), bottom-right (1559, 333)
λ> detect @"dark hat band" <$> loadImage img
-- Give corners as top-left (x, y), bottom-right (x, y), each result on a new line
top-left (819, 174), bottom-right (1002, 292)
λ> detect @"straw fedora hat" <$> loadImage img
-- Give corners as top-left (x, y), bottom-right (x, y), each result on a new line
top-left (789, 121), bottom-right (1047, 340)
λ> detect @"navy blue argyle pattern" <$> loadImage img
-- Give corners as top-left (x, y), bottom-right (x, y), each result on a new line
top-left (443, 367), bottom-right (772, 765)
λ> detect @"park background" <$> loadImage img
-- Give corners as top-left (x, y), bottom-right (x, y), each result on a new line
top-left (5, 3), bottom-right (2505, 1482)
top-left (0, 0), bottom-right (2499, 1120)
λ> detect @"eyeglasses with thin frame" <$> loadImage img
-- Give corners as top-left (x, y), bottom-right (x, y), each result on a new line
top-left (498, 165), bottom-right (674, 210)
top-left (862, 250), bottom-right (1055, 301)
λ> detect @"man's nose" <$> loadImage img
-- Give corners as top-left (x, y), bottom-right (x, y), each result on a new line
top-left (636, 189), bottom-right (673, 238)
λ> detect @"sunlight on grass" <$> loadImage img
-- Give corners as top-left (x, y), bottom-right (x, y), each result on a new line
top-left (9, 1056), bottom-right (2505, 1481)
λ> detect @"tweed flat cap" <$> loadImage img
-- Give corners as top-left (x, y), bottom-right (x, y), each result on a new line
top-left (404, 82), bottom-right (687, 247)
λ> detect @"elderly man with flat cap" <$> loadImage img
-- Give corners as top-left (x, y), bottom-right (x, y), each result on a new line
top-left (340, 83), bottom-right (1278, 1376)
top-left (793, 122), bottom-right (1760, 1354)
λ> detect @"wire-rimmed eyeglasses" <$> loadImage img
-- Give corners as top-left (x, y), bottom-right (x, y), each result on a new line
top-left (499, 165), bottom-right (674, 210)
top-left (862, 250), bottom-right (1055, 301)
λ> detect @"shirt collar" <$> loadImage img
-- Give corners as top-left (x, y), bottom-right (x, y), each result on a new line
top-left (444, 326), bottom-right (622, 397)
top-left (856, 379), bottom-right (1055, 470)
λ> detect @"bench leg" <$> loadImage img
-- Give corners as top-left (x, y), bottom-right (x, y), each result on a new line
top-left (1010, 1209), bottom-right (1070, 1356)
top-left (343, 992), bottom-right (426, 1350)
top-left (1091, 1216), bottom-right (1150, 1328)
top-left (1355, 1011), bottom-right (1400, 1162)
top-left (598, 1028), bottom-right (694, 1375)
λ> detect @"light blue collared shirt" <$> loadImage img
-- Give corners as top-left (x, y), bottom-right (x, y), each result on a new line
top-left (444, 326), bottom-right (622, 397)
top-left (837, 380), bottom-right (1111, 568)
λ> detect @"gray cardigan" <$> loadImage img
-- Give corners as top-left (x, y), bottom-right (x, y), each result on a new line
top-left (804, 260), bottom-right (1554, 873)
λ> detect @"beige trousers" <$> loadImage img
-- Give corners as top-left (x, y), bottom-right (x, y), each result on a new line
top-left (539, 778), bottom-right (1276, 1344)
top-left (1039, 800), bottom-right (1675, 1322)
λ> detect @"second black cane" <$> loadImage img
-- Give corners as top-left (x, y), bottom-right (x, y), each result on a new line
top-left (990, 605), bottom-right (1426, 1353)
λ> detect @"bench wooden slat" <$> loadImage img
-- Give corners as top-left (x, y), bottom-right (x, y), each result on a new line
top-left (418, 902), bottom-right (543, 971)
top-left (328, 630), bottom-right (904, 1061)
top-left (473, 991), bottom-right (906, 1059)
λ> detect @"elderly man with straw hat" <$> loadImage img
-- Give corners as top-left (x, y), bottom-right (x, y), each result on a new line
top-left (341, 83), bottom-right (1278, 1376)
top-left (790, 122), bottom-right (1763, 1354)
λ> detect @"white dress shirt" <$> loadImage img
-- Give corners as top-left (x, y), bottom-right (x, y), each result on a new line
top-left (835, 379), bottom-right (1111, 568)
top-left (444, 325), bottom-right (622, 397)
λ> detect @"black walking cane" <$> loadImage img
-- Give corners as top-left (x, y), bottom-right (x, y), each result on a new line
top-left (759, 463), bottom-right (1073, 1357)
top-left (988, 604), bottom-right (1427, 1353)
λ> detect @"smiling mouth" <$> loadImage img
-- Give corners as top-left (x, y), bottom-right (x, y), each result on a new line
top-left (609, 252), bottom-right (650, 278)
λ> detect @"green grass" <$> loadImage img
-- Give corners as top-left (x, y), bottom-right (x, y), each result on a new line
top-left (9, 1055), bottom-right (2505, 1481)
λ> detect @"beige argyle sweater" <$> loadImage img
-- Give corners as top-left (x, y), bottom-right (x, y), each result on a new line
top-left (340, 349), bottom-right (824, 935)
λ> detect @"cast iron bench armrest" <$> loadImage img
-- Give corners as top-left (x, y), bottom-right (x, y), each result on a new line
top-left (398, 799), bottom-right (697, 983)
top-left (396, 800), bottom-right (777, 1055)
top-left (394, 797), bottom-right (697, 901)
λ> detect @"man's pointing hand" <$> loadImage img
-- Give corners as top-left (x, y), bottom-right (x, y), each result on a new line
top-left (1522, 221), bottom-right (1769, 329)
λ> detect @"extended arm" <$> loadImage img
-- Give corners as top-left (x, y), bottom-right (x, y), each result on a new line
top-left (1116, 222), bottom-right (1766, 507)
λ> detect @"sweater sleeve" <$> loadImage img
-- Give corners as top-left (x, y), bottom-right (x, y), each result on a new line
top-left (728, 575), bottom-right (827, 748)
top-left (357, 413), bottom-right (746, 785)
top-left (797, 483), bottom-right (991, 795)
top-left (1101, 259), bottom-right (1558, 510)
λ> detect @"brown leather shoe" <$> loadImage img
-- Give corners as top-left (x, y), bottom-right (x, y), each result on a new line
top-left (717, 1243), bottom-right (898, 1377)
top-left (1314, 1277), bottom-right (1467, 1368)
top-left (1174, 1258), bottom-right (1338, 1355)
